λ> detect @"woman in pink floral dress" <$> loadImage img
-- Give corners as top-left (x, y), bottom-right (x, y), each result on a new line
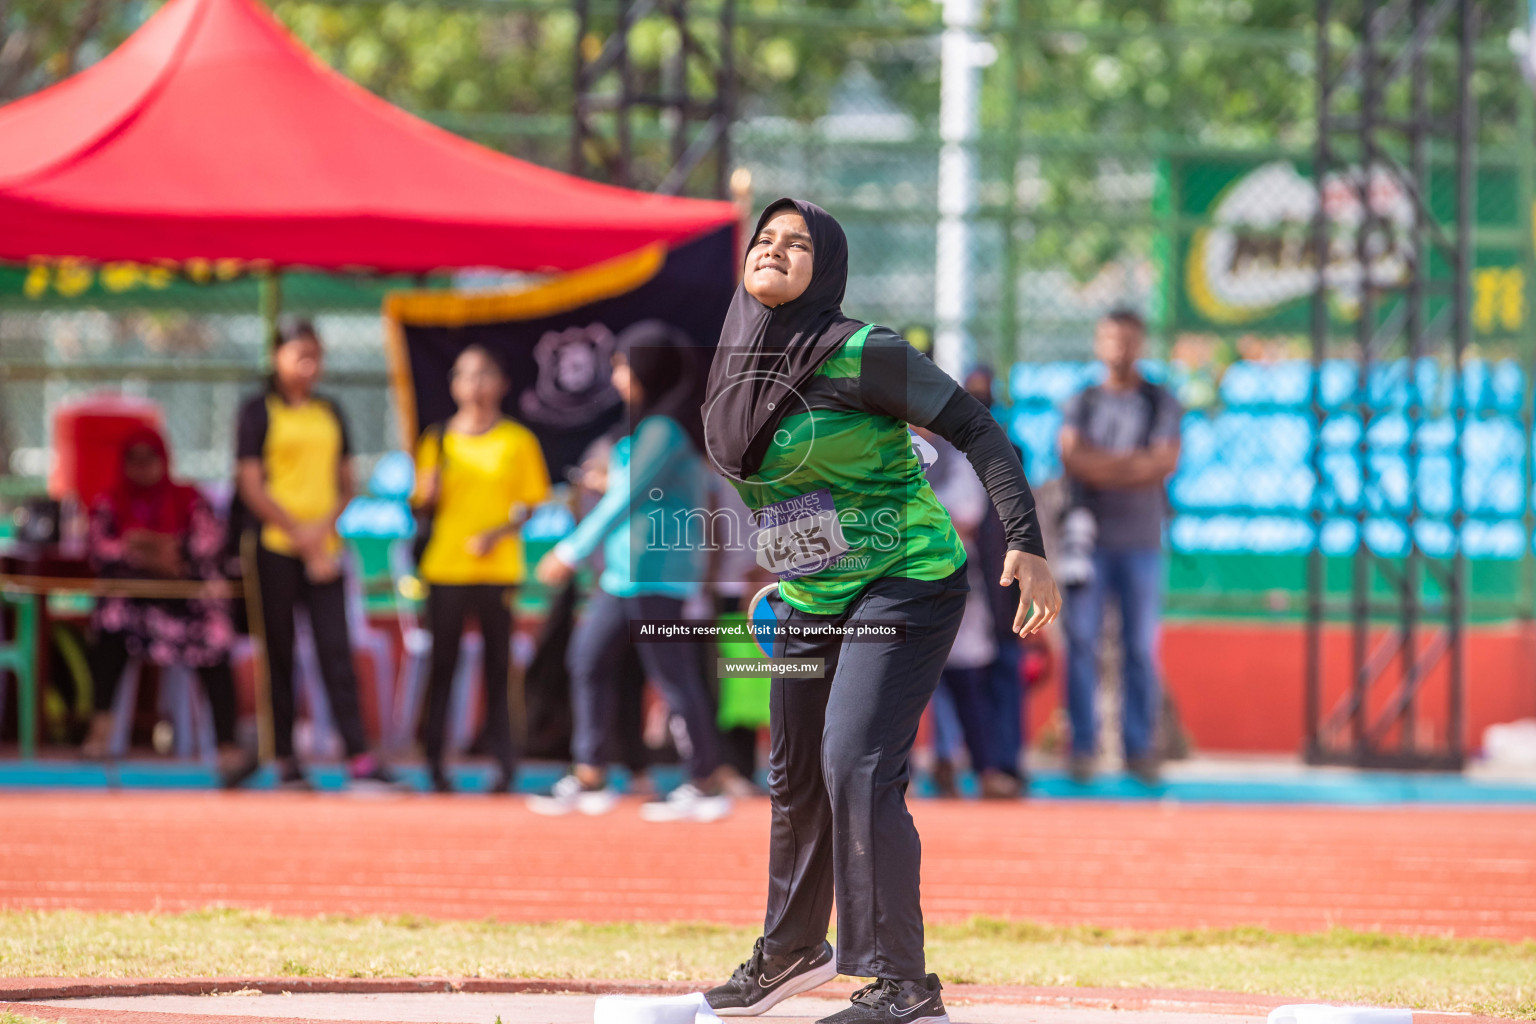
top-left (79, 427), bottom-right (251, 782)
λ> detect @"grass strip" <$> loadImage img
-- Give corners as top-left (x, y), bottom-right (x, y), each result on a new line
top-left (1, 910), bottom-right (1532, 1018)
top-left (3, 1012), bottom-right (64, 1024)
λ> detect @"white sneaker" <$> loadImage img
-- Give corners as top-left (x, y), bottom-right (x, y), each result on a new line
top-left (639, 782), bottom-right (733, 823)
top-left (527, 774), bottom-right (619, 817)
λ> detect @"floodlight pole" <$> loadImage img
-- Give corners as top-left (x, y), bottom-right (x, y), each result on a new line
top-left (571, 0), bottom-right (734, 197)
top-left (259, 268), bottom-right (283, 368)
top-left (253, 266), bottom-right (283, 764)
top-left (1516, 65), bottom-right (1536, 713)
top-left (999, 0), bottom-right (1023, 370)
top-left (1306, 0), bottom-right (1476, 771)
top-left (933, 0), bottom-right (982, 379)
top-left (1305, 0), bottom-right (1332, 765)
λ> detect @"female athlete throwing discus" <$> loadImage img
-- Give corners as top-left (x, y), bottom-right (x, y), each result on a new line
top-left (700, 198), bottom-right (1061, 1024)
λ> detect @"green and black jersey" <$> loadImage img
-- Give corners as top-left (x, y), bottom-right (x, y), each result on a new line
top-left (728, 325), bottom-right (1043, 616)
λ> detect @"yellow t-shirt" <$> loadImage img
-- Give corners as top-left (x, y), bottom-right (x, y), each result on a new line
top-left (415, 419), bottom-right (551, 585)
top-left (240, 394), bottom-right (347, 557)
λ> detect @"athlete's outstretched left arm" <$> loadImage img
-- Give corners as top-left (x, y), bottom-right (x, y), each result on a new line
top-left (859, 329), bottom-right (1061, 636)
top-left (927, 389), bottom-right (1060, 636)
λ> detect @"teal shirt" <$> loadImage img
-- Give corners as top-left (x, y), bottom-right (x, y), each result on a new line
top-left (554, 415), bottom-right (706, 599)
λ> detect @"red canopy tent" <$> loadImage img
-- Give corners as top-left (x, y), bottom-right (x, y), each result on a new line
top-left (0, 0), bottom-right (737, 274)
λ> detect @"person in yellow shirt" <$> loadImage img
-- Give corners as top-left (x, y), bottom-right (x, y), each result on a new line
top-left (236, 319), bottom-right (399, 791)
top-left (414, 345), bottom-right (551, 793)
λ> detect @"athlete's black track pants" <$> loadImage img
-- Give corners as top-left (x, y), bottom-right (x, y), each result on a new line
top-left (761, 563), bottom-right (968, 980)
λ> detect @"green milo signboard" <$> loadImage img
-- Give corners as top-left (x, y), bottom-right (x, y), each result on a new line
top-left (1161, 158), bottom-right (1529, 342)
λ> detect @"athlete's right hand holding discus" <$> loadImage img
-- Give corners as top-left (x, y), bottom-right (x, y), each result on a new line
top-left (1001, 549), bottom-right (1060, 636)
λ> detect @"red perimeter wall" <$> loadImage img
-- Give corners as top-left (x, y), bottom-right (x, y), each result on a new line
top-left (234, 618), bottom-right (1536, 757)
top-left (1025, 621), bottom-right (1536, 754)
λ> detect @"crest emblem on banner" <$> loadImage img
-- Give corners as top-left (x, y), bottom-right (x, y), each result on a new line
top-left (519, 323), bottom-right (622, 427)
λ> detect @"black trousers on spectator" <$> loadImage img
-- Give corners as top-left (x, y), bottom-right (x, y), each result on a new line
top-left (424, 583), bottom-right (517, 775)
top-left (567, 589), bottom-right (720, 782)
top-left (762, 564), bottom-right (968, 981)
top-left (720, 726), bottom-right (759, 779)
top-left (255, 546), bottom-right (369, 760)
top-left (88, 629), bottom-right (237, 746)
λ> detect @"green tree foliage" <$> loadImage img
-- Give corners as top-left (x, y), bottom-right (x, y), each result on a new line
top-left (0, 0), bottom-right (141, 101)
top-left (1, 0), bottom-right (1525, 275)
top-left (268, 0), bottom-right (946, 183)
top-left (275, 2), bottom-right (577, 119)
top-left (983, 0), bottom-right (1524, 276)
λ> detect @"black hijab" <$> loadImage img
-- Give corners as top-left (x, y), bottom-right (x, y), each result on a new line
top-left (702, 198), bottom-right (866, 481)
top-left (615, 319), bottom-right (704, 450)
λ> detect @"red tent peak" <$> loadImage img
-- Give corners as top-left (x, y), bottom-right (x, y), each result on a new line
top-left (0, 0), bottom-right (738, 273)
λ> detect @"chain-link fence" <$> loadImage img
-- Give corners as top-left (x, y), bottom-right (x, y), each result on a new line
top-left (0, 287), bottom-right (397, 498)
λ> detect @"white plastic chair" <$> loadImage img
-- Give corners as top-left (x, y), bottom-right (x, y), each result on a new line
top-left (107, 660), bottom-right (218, 763)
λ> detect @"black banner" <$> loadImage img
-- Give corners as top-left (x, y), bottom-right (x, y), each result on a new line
top-left (395, 225), bottom-right (735, 478)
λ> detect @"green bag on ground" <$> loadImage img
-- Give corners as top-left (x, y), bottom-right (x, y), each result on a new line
top-left (715, 611), bottom-right (770, 730)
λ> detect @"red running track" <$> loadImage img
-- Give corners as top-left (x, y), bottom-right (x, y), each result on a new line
top-left (4, 794), bottom-right (1535, 939)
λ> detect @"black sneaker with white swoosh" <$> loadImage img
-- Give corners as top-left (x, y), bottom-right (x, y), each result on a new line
top-left (814, 975), bottom-right (949, 1024)
top-left (705, 936), bottom-right (838, 1016)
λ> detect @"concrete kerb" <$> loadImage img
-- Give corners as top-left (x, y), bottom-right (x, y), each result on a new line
top-left (0, 979), bottom-right (1515, 1024)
